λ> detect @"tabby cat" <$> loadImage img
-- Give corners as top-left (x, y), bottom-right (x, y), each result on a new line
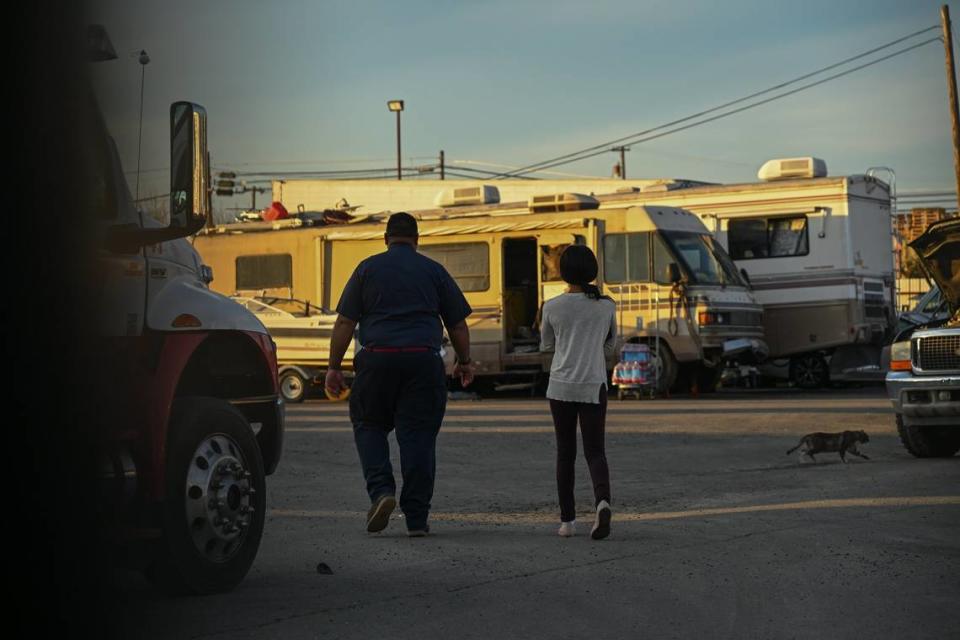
top-left (786, 430), bottom-right (870, 462)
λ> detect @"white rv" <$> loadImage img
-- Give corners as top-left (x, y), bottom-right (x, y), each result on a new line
top-left (640, 157), bottom-right (895, 387)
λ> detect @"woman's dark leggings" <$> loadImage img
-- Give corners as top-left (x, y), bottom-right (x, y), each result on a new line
top-left (548, 385), bottom-right (610, 523)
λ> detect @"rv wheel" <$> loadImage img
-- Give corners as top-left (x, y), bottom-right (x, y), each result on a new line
top-left (790, 354), bottom-right (829, 389)
top-left (649, 344), bottom-right (678, 394)
top-left (280, 370), bottom-right (307, 403)
top-left (147, 397), bottom-right (266, 595)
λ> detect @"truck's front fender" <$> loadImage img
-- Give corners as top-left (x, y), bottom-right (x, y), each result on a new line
top-left (141, 330), bottom-right (282, 500)
top-left (147, 277), bottom-right (267, 334)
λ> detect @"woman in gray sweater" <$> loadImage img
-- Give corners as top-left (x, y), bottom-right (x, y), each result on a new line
top-left (539, 245), bottom-right (617, 539)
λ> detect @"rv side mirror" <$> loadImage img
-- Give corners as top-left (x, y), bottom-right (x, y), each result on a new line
top-left (740, 268), bottom-right (752, 287)
top-left (668, 262), bottom-right (682, 284)
top-left (170, 101), bottom-right (209, 233)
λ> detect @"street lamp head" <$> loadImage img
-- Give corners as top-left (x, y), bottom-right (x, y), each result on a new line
top-left (387, 100), bottom-right (405, 112)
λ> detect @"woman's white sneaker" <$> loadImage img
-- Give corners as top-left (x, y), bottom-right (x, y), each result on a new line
top-left (591, 500), bottom-right (611, 540)
top-left (557, 520), bottom-right (576, 537)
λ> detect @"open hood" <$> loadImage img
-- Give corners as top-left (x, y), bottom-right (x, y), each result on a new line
top-left (909, 217), bottom-right (960, 316)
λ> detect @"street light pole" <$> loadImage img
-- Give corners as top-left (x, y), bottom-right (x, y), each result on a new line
top-left (136, 49), bottom-right (150, 202)
top-left (388, 100), bottom-right (405, 181)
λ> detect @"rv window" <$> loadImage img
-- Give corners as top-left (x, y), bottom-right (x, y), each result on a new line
top-left (653, 234), bottom-right (676, 285)
top-left (728, 215), bottom-right (809, 260)
top-left (662, 231), bottom-right (744, 286)
top-left (419, 242), bottom-right (489, 291)
top-left (603, 233), bottom-right (650, 283)
top-left (236, 254), bottom-right (293, 290)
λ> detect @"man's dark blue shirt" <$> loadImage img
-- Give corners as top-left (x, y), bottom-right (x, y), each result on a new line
top-left (335, 242), bottom-right (472, 349)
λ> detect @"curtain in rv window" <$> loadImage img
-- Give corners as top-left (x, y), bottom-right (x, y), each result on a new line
top-left (235, 254), bottom-right (293, 290)
top-left (418, 242), bottom-right (489, 292)
top-left (603, 233), bottom-right (651, 283)
top-left (728, 215), bottom-right (809, 260)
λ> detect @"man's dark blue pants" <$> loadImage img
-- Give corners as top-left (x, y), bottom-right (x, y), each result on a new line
top-left (349, 349), bottom-right (447, 531)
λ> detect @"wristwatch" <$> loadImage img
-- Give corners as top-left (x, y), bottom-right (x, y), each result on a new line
top-left (456, 356), bottom-right (472, 366)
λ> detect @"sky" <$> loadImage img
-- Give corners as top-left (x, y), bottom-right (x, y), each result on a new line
top-left (88, 0), bottom-right (958, 216)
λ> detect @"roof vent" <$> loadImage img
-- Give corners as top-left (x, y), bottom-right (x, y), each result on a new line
top-left (758, 157), bottom-right (827, 181)
top-left (528, 193), bottom-right (600, 213)
top-left (434, 185), bottom-right (500, 207)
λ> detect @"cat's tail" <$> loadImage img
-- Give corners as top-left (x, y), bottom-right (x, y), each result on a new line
top-left (785, 442), bottom-right (802, 455)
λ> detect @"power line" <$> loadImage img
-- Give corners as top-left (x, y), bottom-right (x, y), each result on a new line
top-left (220, 156), bottom-right (437, 167)
top-left (505, 35), bottom-right (941, 177)
top-left (443, 165), bottom-right (539, 180)
top-left (494, 25), bottom-right (941, 178)
top-left (450, 159), bottom-right (606, 179)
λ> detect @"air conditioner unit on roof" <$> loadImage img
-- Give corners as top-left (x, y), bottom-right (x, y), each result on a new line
top-left (758, 157), bottom-right (827, 181)
top-left (434, 185), bottom-right (500, 207)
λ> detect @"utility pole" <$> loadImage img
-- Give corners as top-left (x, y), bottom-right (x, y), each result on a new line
top-left (943, 4), bottom-right (960, 209)
top-left (612, 146), bottom-right (629, 180)
top-left (439, 150), bottom-right (445, 180)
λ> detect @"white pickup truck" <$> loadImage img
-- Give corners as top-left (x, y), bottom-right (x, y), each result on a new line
top-left (885, 218), bottom-right (960, 457)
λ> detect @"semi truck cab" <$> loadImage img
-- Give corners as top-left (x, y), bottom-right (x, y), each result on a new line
top-left (91, 26), bottom-right (283, 594)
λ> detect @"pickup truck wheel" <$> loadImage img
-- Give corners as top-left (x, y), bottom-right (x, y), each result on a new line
top-left (147, 397), bottom-right (266, 594)
top-left (280, 371), bottom-right (307, 403)
top-left (790, 354), bottom-right (829, 389)
top-left (896, 414), bottom-right (960, 458)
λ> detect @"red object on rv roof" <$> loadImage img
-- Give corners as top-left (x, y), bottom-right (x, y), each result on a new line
top-left (262, 201), bottom-right (289, 221)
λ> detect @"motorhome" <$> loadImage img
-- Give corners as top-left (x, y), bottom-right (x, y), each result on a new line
top-left (641, 158), bottom-right (895, 387)
top-left (195, 198), bottom-right (768, 393)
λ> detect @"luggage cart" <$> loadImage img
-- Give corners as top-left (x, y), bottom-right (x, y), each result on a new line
top-left (612, 343), bottom-right (656, 400)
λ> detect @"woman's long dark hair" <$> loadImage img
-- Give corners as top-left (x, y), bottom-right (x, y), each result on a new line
top-left (559, 245), bottom-right (610, 300)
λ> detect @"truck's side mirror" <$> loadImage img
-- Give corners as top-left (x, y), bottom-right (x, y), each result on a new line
top-left (170, 102), bottom-right (209, 233)
top-left (668, 262), bottom-right (682, 284)
top-left (740, 267), bottom-right (752, 288)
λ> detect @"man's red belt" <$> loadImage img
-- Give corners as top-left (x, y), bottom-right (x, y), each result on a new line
top-left (365, 346), bottom-right (432, 353)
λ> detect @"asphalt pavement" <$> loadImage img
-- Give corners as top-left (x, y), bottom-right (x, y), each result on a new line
top-left (116, 387), bottom-right (959, 639)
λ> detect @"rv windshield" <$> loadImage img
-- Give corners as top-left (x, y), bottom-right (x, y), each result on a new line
top-left (662, 231), bottom-right (745, 287)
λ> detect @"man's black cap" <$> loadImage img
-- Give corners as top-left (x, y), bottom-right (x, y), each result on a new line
top-left (385, 212), bottom-right (419, 238)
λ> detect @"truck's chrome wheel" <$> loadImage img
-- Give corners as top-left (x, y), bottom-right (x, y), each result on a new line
top-left (184, 434), bottom-right (254, 563)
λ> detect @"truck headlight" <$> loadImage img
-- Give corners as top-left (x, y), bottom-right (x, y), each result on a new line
top-left (889, 340), bottom-right (912, 371)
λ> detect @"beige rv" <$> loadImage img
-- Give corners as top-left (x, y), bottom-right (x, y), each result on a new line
top-left (194, 195), bottom-right (767, 393)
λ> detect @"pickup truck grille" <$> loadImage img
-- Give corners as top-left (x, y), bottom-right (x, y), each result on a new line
top-left (915, 335), bottom-right (960, 371)
top-left (729, 311), bottom-right (763, 326)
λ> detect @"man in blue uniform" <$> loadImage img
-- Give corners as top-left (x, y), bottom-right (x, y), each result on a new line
top-left (325, 212), bottom-right (475, 536)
